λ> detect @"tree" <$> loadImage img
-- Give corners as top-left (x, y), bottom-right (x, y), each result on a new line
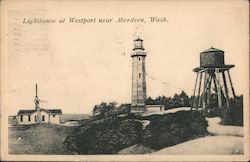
top-left (162, 91), bottom-right (191, 109)
top-left (154, 96), bottom-right (162, 105)
top-left (92, 102), bottom-right (117, 118)
top-left (165, 98), bottom-right (175, 109)
top-left (178, 91), bottom-right (190, 107)
top-left (145, 97), bottom-right (155, 105)
top-left (92, 101), bottom-right (132, 118)
top-left (173, 93), bottom-right (180, 108)
top-left (119, 103), bottom-right (131, 114)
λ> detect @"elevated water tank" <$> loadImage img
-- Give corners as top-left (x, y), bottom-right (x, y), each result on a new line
top-left (200, 47), bottom-right (224, 67)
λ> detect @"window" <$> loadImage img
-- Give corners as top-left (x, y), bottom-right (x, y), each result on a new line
top-left (20, 115), bottom-right (23, 122)
top-left (139, 57), bottom-right (141, 61)
top-left (139, 73), bottom-right (141, 78)
top-left (42, 115), bottom-right (45, 121)
top-left (53, 115), bottom-right (56, 117)
top-left (35, 116), bottom-right (37, 122)
top-left (28, 115), bottom-right (31, 122)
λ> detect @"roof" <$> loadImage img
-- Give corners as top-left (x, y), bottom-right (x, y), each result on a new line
top-left (46, 109), bottom-right (62, 114)
top-left (17, 110), bottom-right (36, 115)
top-left (17, 109), bottom-right (62, 115)
top-left (134, 37), bottom-right (143, 41)
top-left (202, 47), bottom-right (224, 53)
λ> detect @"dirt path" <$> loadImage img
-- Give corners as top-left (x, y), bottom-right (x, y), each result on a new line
top-left (207, 117), bottom-right (243, 137)
top-left (153, 117), bottom-right (244, 155)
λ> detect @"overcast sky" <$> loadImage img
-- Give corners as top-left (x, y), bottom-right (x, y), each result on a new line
top-left (3, 0), bottom-right (249, 115)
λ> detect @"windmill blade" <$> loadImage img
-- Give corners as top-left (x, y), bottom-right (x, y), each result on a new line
top-left (40, 100), bottom-right (47, 103)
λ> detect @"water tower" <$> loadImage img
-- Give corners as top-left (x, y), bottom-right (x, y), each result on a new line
top-left (191, 47), bottom-right (236, 112)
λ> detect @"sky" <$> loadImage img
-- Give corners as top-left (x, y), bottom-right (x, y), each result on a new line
top-left (3, 0), bottom-right (249, 115)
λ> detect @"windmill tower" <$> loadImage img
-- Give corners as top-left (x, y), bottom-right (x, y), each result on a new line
top-left (34, 84), bottom-right (42, 123)
top-left (191, 47), bottom-right (236, 112)
top-left (131, 37), bottom-right (147, 113)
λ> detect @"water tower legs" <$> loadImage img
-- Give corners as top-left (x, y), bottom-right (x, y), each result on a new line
top-left (191, 73), bottom-right (199, 110)
top-left (227, 70), bottom-right (236, 99)
top-left (214, 69), bottom-right (223, 109)
top-left (222, 71), bottom-right (230, 108)
top-left (192, 68), bottom-right (235, 111)
top-left (197, 72), bottom-right (203, 108)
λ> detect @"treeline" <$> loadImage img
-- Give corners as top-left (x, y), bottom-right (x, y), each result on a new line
top-left (92, 91), bottom-right (191, 118)
top-left (92, 102), bottom-right (131, 118)
top-left (145, 91), bottom-right (191, 109)
top-left (91, 91), bottom-right (243, 126)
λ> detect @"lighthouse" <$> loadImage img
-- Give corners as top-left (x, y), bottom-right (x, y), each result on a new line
top-left (131, 37), bottom-right (147, 113)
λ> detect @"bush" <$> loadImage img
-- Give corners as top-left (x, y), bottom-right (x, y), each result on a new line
top-left (221, 96), bottom-right (243, 126)
top-left (141, 111), bottom-right (208, 150)
top-left (64, 111), bottom-right (209, 154)
top-left (64, 117), bottom-right (142, 154)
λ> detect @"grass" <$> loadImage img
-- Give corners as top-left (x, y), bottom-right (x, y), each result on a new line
top-left (9, 124), bottom-right (77, 154)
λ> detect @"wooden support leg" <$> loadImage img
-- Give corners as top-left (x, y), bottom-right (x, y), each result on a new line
top-left (191, 72), bottom-right (199, 110)
top-left (227, 70), bottom-right (236, 99)
top-left (206, 75), bottom-right (212, 107)
top-left (222, 71), bottom-right (230, 108)
top-left (212, 73), bottom-right (218, 93)
top-left (197, 72), bottom-right (203, 109)
top-left (202, 71), bottom-right (208, 110)
top-left (215, 69), bottom-right (222, 109)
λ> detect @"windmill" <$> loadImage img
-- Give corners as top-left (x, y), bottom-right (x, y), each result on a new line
top-left (34, 84), bottom-right (47, 123)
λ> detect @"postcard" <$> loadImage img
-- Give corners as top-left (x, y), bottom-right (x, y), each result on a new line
top-left (1, 0), bottom-right (249, 161)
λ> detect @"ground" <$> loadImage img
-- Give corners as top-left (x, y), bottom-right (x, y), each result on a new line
top-left (8, 108), bottom-right (244, 155)
top-left (152, 136), bottom-right (243, 155)
top-left (9, 124), bottom-right (76, 154)
top-left (9, 113), bottom-right (90, 154)
top-left (152, 117), bottom-right (244, 155)
top-left (207, 117), bottom-right (243, 136)
top-left (118, 144), bottom-right (155, 154)
top-left (119, 108), bottom-right (244, 155)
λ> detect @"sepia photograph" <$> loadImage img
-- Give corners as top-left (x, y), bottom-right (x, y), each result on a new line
top-left (1, 0), bottom-right (249, 161)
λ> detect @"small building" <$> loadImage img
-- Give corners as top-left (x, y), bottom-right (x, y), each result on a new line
top-left (17, 109), bottom-right (62, 125)
top-left (145, 105), bottom-right (163, 113)
top-left (14, 84), bottom-right (63, 126)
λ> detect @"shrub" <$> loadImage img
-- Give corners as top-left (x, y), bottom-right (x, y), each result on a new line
top-left (221, 95), bottom-right (243, 126)
top-left (64, 111), bottom-right (209, 154)
top-left (141, 111), bottom-right (208, 150)
top-left (64, 117), bottom-right (142, 154)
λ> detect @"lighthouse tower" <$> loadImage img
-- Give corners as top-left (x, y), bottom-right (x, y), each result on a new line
top-left (131, 37), bottom-right (147, 113)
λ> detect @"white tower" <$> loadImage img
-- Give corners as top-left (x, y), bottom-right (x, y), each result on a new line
top-left (131, 37), bottom-right (147, 112)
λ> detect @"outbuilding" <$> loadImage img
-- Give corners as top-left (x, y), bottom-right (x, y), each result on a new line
top-left (17, 109), bottom-right (62, 125)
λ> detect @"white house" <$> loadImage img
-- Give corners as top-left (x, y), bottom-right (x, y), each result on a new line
top-left (17, 109), bottom-right (62, 125)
